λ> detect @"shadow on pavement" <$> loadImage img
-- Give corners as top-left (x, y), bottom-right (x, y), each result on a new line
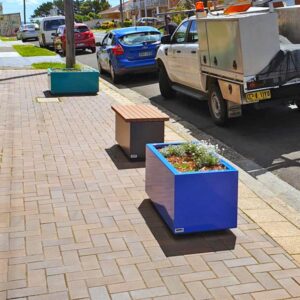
top-left (0, 71), bottom-right (47, 82)
top-left (106, 145), bottom-right (145, 170)
top-left (139, 199), bottom-right (236, 257)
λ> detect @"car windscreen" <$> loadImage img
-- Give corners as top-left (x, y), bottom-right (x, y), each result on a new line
top-left (44, 19), bottom-right (65, 31)
top-left (74, 26), bottom-right (89, 33)
top-left (119, 32), bottom-right (160, 45)
top-left (25, 24), bottom-right (35, 30)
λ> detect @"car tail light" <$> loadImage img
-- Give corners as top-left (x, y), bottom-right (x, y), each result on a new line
top-left (112, 44), bottom-right (124, 56)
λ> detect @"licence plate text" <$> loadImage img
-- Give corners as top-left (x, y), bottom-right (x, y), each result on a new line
top-left (139, 51), bottom-right (152, 57)
top-left (246, 90), bottom-right (271, 102)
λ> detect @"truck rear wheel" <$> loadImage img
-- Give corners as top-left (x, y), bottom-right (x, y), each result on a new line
top-left (208, 84), bottom-right (228, 125)
top-left (159, 65), bottom-right (175, 99)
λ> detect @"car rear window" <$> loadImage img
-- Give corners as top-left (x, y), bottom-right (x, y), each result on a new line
top-left (44, 19), bottom-right (65, 31)
top-left (119, 32), bottom-right (160, 45)
top-left (74, 26), bottom-right (89, 33)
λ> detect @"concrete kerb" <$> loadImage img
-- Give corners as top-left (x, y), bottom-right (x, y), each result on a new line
top-left (99, 77), bottom-right (300, 261)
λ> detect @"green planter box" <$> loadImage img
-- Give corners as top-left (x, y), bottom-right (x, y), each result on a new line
top-left (48, 67), bottom-right (99, 95)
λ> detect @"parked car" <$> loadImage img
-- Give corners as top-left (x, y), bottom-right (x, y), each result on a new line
top-left (137, 17), bottom-right (164, 27)
top-left (96, 26), bottom-right (161, 83)
top-left (38, 16), bottom-right (65, 48)
top-left (53, 23), bottom-right (96, 56)
top-left (16, 24), bottom-right (39, 42)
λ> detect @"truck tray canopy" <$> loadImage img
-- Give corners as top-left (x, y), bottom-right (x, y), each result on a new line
top-left (256, 37), bottom-right (300, 87)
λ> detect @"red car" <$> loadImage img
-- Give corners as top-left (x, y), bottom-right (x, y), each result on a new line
top-left (53, 23), bottom-right (96, 55)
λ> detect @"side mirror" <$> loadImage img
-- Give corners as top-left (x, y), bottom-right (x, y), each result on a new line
top-left (51, 33), bottom-right (57, 37)
top-left (161, 34), bottom-right (171, 44)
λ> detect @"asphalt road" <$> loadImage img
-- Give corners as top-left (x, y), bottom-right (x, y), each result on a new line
top-left (32, 36), bottom-right (300, 195)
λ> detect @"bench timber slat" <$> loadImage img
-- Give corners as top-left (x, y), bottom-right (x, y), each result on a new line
top-left (111, 104), bottom-right (169, 122)
top-left (111, 104), bottom-right (169, 160)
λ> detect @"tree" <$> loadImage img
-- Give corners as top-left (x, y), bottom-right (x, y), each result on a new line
top-left (31, 2), bottom-right (53, 17)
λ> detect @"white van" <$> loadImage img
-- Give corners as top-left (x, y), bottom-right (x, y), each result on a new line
top-left (38, 16), bottom-right (65, 48)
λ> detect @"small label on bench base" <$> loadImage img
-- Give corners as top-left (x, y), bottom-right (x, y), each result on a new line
top-left (130, 154), bottom-right (138, 159)
top-left (175, 228), bottom-right (184, 233)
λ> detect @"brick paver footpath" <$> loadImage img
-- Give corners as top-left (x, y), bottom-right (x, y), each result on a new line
top-left (1, 70), bottom-right (300, 300)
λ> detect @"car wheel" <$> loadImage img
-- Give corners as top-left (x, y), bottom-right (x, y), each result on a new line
top-left (158, 64), bottom-right (175, 99)
top-left (208, 84), bottom-right (228, 125)
top-left (110, 64), bottom-right (120, 84)
top-left (91, 47), bottom-right (96, 53)
top-left (61, 49), bottom-right (66, 57)
top-left (22, 39), bottom-right (25, 43)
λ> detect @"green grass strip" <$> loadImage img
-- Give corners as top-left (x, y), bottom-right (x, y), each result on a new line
top-left (32, 62), bottom-right (82, 70)
top-left (13, 45), bottom-right (56, 57)
top-left (0, 36), bottom-right (17, 41)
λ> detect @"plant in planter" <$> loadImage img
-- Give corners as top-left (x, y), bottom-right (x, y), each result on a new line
top-left (48, 66), bottom-right (99, 95)
top-left (145, 142), bottom-right (238, 234)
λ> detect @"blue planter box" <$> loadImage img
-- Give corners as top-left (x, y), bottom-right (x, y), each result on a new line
top-left (145, 143), bottom-right (238, 234)
top-left (48, 67), bottom-right (99, 95)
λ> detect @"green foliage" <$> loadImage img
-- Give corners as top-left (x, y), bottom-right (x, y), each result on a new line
top-left (169, 0), bottom-right (195, 25)
top-left (123, 20), bottom-right (132, 27)
top-left (0, 36), bottom-right (16, 41)
top-left (32, 2), bottom-right (53, 18)
top-left (13, 45), bottom-right (56, 57)
top-left (160, 142), bottom-right (221, 170)
top-left (100, 21), bottom-right (114, 29)
top-left (32, 0), bottom-right (110, 18)
top-left (32, 62), bottom-right (81, 70)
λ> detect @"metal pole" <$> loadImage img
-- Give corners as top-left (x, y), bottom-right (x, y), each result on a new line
top-left (120, 0), bottom-right (124, 26)
top-left (144, 0), bottom-right (147, 18)
top-left (64, 0), bottom-right (76, 68)
top-left (23, 0), bottom-right (26, 24)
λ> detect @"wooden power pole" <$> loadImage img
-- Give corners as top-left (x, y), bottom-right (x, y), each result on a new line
top-left (64, 0), bottom-right (76, 68)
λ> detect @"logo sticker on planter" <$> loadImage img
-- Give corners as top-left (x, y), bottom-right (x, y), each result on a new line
top-left (175, 228), bottom-right (184, 233)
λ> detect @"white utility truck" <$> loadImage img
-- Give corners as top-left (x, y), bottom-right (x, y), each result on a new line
top-left (156, 6), bottom-right (300, 125)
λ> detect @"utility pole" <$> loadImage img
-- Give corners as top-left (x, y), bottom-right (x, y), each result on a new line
top-left (64, 0), bottom-right (76, 68)
top-left (23, 0), bottom-right (26, 24)
top-left (119, 0), bottom-right (124, 26)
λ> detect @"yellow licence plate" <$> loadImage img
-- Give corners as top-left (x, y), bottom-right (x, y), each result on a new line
top-left (246, 90), bottom-right (271, 102)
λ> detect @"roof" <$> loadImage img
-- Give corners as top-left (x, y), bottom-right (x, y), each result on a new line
top-left (40, 15), bottom-right (65, 20)
top-left (111, 26), bottom-right (160, 37)
top-left (99, 0), bottom-right (131, 15)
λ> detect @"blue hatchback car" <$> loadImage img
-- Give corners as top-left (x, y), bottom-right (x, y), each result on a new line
top-left (96, 26), bottom-right (161, 83)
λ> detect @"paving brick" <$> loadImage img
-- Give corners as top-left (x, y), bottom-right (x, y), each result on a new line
top-left (208, 261), bottom-right (232, 277)
top-left (209, 287), bottom-right (234, 299)
top-left (28, 269), bottom-right (46, 287)
top-left (247, 262), bottom-right (281, 273)
top-left (271, 254), bottom-right (297, 269)
top-left (108, 280), bottom-right (146, 294)
top-left (254, 272), bottom-right (281, 289)
top-left (163, 275), bottom-right (187, 294)
top-left (130, 287), bottom-right (169, 300)
top-left (89, 286), bottom-right (110, 300)
top-left (100, 259), bottom-right (120, 276)
top-left (47, 274), bottom-right (67, 292)
top-left (251, 289), bottom-right (290, 300)
top-left (120, 265), bottom-right (142, 282)
top-left (80, 255), bottom-right (99, 270)
top-left (278, 278), bottom-right (300, 297)
top-left (111, 292), bottom-right (132, 300)
top-left (203, 276), bottom-right (239, 289)
top-left (29, 291), bottom-right (69, 300)
top-left (8, 264), bottom-right (26, 281)
top-left (185, 281), bottom-right (212, 300)
top-left (68, 280), bottom-right (89, 299)
top-left (141, 270), bottom-right (164, 288)
top-left (224, 257), bottom-right (258, 268)
top-left (227, 282), bottom-right (265, 295)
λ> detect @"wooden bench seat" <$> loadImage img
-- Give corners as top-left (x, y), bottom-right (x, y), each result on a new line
top-left (111, 104), bottom-right (169, 160)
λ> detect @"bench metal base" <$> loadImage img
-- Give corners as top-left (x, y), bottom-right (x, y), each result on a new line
top-left (115, 114), bottom-right (165, 160)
